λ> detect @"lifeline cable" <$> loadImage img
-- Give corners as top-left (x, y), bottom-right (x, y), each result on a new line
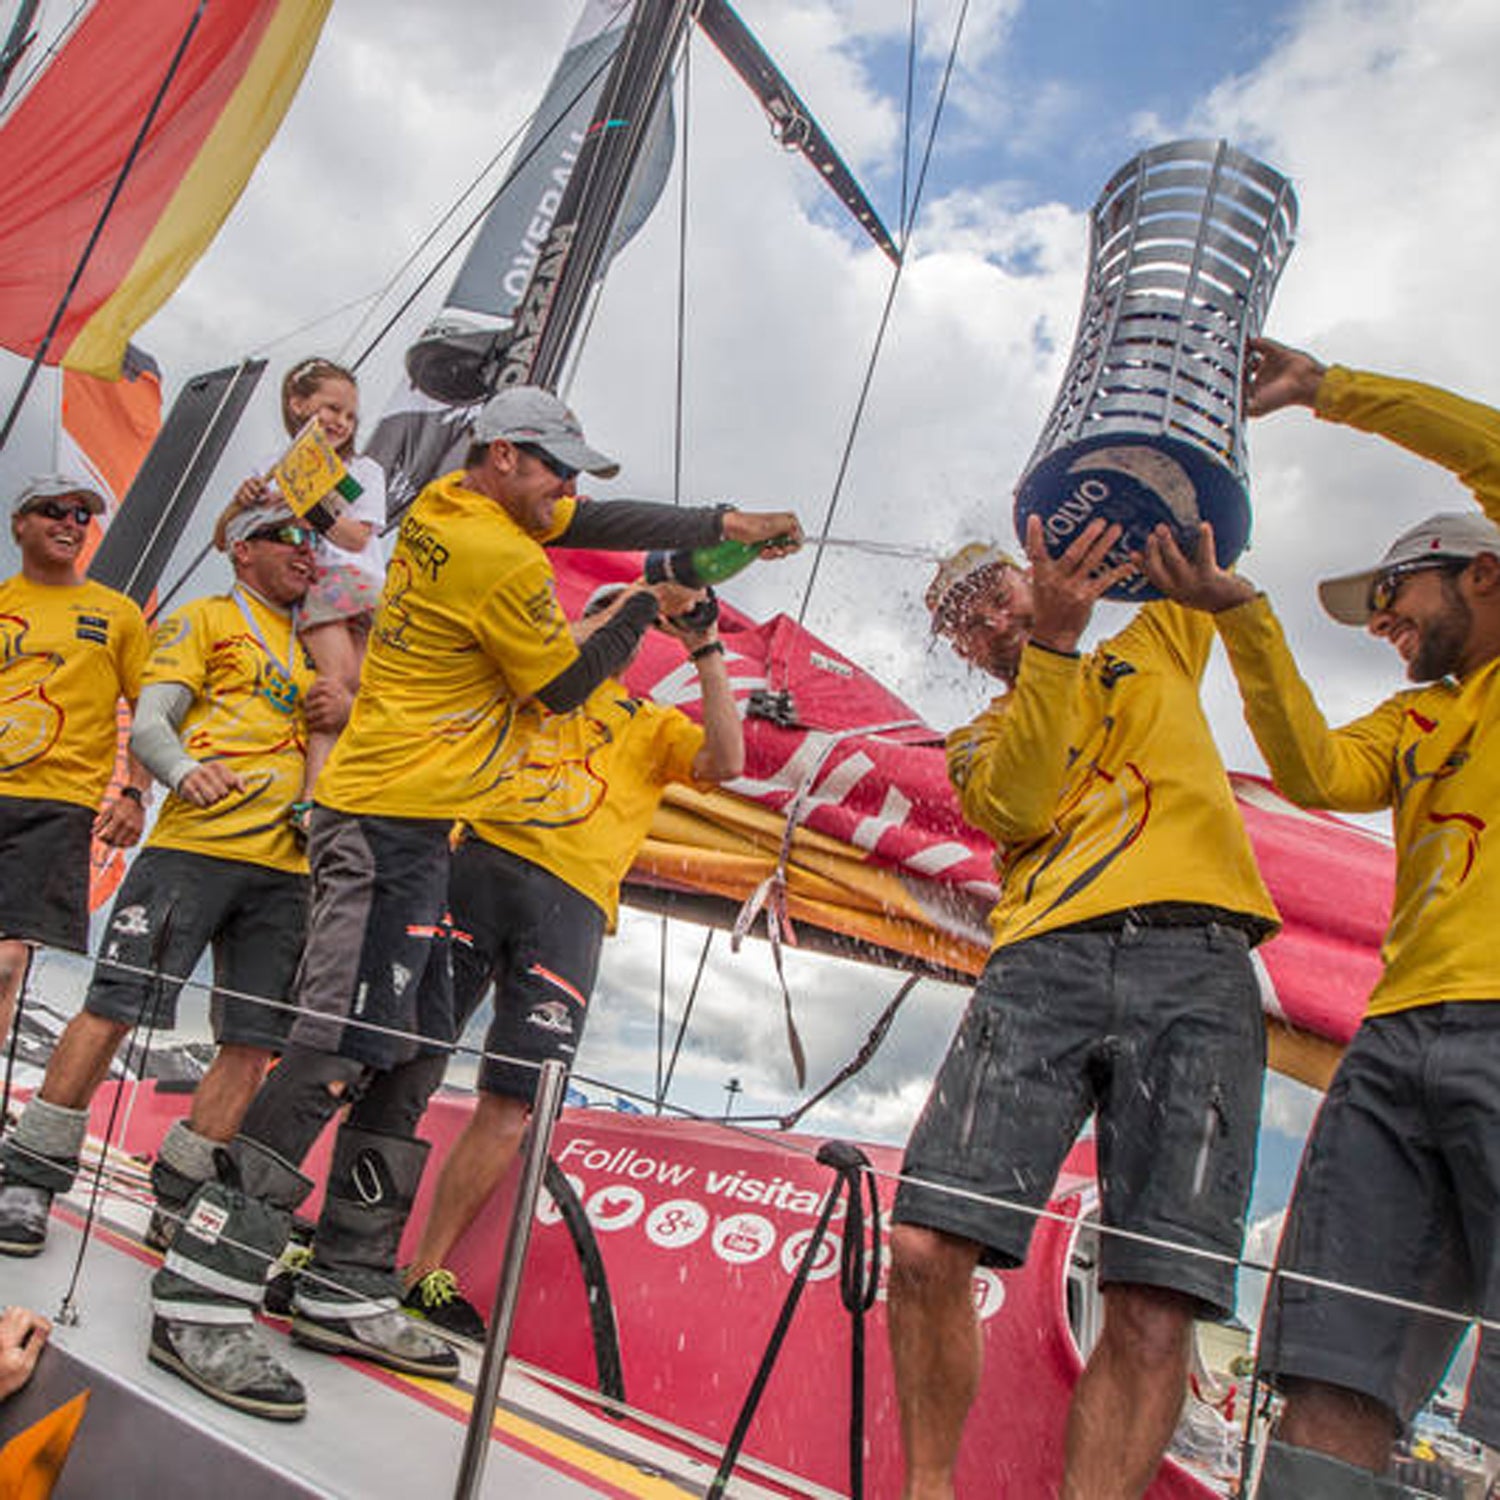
top-left (0, 946), bottom-right (33, 1128)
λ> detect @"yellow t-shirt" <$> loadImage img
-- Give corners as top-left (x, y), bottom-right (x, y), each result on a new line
top-left (467, 680), bottom-right (704, 927)
top-left (949, 601), bottom-right (1279, 949)
top-left (0, 575), bottom-right (147, 810)
top-left (1213, 365), bottom-right (1500, 1017)
top-left (317, 472), bottom-right (579, 820)
top-left (144, 588), bottom-right (314, 873)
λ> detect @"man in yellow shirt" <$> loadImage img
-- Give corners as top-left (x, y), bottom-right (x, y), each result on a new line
top-left (1142, 338), bottom-right (1500, 1498)
top-left (150, 386), bottom-right (799, 1422)
top-left (888, 522), bottom-right (1278, 1500)
top-left (0, 476), bottom-right (150, 1053)
top-left (399, 581), bottom-right (744, 1338)
top-left (0, 499), bottom-right (340, 1260)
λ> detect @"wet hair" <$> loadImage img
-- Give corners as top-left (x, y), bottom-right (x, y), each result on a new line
top-left (280, 357), bottom-right (359, 456)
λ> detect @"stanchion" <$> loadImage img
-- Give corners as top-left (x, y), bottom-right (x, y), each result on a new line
top-left (452, 1059), bottom-right (569, 1500)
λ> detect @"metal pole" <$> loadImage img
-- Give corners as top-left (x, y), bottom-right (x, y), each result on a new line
top-left (452, 1059), bottom-right (570, 1500)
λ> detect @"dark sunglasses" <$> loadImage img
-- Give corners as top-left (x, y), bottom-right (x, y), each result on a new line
top-left (246, 523), bottom-right (315, 549)
top-left (29, 499), bottom-right (93, 526)
top-left (514, 442), bottom-right (580, 483)
top-left (1367, 556), bottom-right (1468, 614)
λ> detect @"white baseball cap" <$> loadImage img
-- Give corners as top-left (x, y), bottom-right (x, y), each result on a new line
top-left (1318, 511), bottom-right (1500, 625)
top-left (471, 386), bottom-right (619, 478)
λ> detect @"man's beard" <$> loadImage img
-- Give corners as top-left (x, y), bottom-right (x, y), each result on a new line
top-left (1408, 589), bottom-right (1471, 681)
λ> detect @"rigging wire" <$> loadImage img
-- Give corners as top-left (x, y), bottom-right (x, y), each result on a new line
top-left (658, 928), bottom-right (713, 1107)
top-left (671, 24), bottom-right (693, 506)
top-left (793, 0), bottom-right (972, 628)
top-left (0, 0), bottom-right (86, 120)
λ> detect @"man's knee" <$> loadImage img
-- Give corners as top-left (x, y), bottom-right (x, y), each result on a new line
top-left (889, 1223), bottom-right (981, 1304)
top-left (1097, 1283), bottom-right (1196, 1372)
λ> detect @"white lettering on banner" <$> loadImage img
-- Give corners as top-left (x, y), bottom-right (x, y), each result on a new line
top-left (780, 1228), bottom-right (841, 1282)
top-left (586, 1183), bottom-right (646, 1232)
top-left (555, 1137), bottom-right (698, 1187)
top-left (500, 134), bottom-right (584, 302)
top-left (906, 841), bottom-right (979, 876)
top-left (644, 1198), bottom-right (710, 1250)
top-left (712, 1212), bottom-right (776, 1266)
top-left (703, 1169), bottom-right (825, 1217)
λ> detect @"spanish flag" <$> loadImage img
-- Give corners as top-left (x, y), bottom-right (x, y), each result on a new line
top-left (0, 1), bottom-right (331, 379)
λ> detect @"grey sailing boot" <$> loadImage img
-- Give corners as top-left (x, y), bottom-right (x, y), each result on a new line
top-left (1255, 1439), bottom-right (1388, 1498)
top-left (0, 1098), bottom-right (86, 1256)
top-left (145, 1119), bottom-right (220, 1253)
top-left (290, 1126), bottom-right (459, 1380)
top-left (149, 1137), bottom-right (313, 1421)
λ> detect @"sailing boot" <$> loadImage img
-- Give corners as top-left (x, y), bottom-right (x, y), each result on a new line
top-left (149, 1136), bottom-right (313, 1421)
top-left (145, 1120), bottom-right (219, 1253)
top-left (1255, 1439), bottom-right (1387, 1498)
top-left (0, 1098), bottom-right (86, 1256)
top-left (290, 1126), bottom-right (459, 1380)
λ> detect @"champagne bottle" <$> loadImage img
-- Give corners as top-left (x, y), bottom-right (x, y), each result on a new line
top-left (644, 538), bottom-right (770, 589)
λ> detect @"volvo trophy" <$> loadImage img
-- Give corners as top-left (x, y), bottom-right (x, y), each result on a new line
top-left (1014, 139), bottom-right (1297, 599)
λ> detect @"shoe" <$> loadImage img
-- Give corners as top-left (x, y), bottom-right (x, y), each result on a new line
top-left (291, 1305), bottom-right (460, 1380)
top-left (263, 1228), bottom-right (315, 1317)
top-left (0, 1182), bottom-right (51, 1256)
top-left (144, 1205), bottom-right (177, 1254)
top-left (148, 1315), bottom-right (306, 1421)
top-left (402, 1268), bottom-right (487, 1342)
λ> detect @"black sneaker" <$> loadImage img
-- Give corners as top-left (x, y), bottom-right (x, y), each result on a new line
top-left (0, 1182), bottom-right (52, 1257)
top-left (402, 1268), bottom-right (487, 1342)
top-left (148, 1315), bottom-right (306, 1421)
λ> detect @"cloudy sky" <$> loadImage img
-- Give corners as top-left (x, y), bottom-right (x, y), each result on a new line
top-left (5, 0), bottom-right (1497, 1198)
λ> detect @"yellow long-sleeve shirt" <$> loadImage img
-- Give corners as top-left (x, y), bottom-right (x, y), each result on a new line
top-left (1215, 365), bottom-right (1500, 1017)
top-left (950, 600), bottom-right (1278, 951)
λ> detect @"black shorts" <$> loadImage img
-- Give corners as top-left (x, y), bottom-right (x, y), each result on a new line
top-left (0, 795), bottom-right (95, 952)
top-left (449, 837), bottom-right (606, 1102)
top-left (84, 846), bottom-right (307, 1051)
top-left (1259, 1003), bottom-right (1500, 1446)
top-left (893, 920), bottom-right (1264, 1319)
top-left (289, 807), bottom-right (454, 1070)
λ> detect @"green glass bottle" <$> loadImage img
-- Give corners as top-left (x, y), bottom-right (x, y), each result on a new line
top-left (645, 538), bottom-right (768, 588)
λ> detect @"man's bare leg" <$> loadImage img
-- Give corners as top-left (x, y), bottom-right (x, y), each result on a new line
top-left (1277, 1377), bottom-right (1397, 1473)
top-left (1061, 1283), bottom-right (1195, 1500)
top-left (37, 1011), bottom-right (130, 1107)
top-left (887, 1223), bottom-right (984, 1500)
top-left (0, 941), bottom-right (31, 1055)
top-left (404, 1091), bottom-right (530, 1284)
top-left (185, 1044), bottom-right (274, 1141)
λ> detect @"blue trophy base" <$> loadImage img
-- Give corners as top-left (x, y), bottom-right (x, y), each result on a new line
top-left (1013, 433), bottom-right (1250, 602)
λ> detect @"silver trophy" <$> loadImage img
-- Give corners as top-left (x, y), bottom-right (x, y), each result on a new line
top-left (1015, 139), bottom-right (1297, 599)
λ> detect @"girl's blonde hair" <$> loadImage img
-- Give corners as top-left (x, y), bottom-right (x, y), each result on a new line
top-left (281, 357), bottom-right (359, 456)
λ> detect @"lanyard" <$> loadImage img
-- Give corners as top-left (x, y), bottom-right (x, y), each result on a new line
top-left (231, 585), bottom-right (298, 687)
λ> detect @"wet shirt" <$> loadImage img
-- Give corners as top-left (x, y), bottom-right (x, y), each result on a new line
top-left (0, 575), bottom-right (147, 809)
top-left (949, 601), bottom-right (1279, 950)
top-left (1216, 366), bottom-right (1500, 1017)
top-left (467, 679), bottom-right (704, 927)
top-left (144, 588), bottom-right (314, 873)
top-left (316, 472), bottom-right (579, 820)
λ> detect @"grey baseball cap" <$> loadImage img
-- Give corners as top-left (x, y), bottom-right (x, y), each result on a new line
top-left (471, 385), bottom-right (619, 478)
top-left (1319, 511), bottom-right (1500, 625)
top-left (217, 498), bottom-right (301, 550)
top-left (13, 474), bottom-right (106, 517)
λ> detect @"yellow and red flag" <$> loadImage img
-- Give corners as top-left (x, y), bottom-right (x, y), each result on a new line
top-left (0, 0), bottom-right (331, 379)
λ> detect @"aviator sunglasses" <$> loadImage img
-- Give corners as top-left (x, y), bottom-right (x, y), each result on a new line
top-left (1367, 556), bottom-right (1468, 614)
top-left (514, 442), bottom-right (580, 483)
top-left (246, 523), bottom-right (316, 549)
top-left (29, 499), bottom-right (93, 526)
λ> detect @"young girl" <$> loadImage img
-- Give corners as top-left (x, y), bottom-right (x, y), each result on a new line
top-left (236, 357), bottom-right (387, 837)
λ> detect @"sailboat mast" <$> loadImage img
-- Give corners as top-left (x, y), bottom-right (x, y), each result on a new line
top-left (496, 0), bottom-right (695, 390)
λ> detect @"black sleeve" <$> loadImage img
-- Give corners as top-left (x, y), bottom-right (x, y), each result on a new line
top-left (553, 498), bottom-right (725, 550)
top-left (535, 592), bottom-right (658, 713)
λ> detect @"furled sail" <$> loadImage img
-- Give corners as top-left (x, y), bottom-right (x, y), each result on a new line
top-left (0, 0), bottom-right (332, 378)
